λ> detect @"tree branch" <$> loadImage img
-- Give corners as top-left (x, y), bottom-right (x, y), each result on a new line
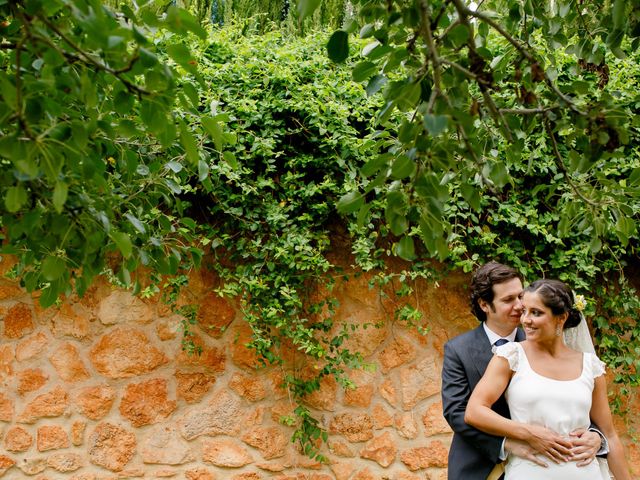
top-left (544, 119), bottom-right (601, 208)
top-left (36, 14), bottom-right (149, 95)
top-left (454, 1), bottom-right (586, 116)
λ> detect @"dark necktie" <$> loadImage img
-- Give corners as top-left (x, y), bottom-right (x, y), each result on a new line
top-left (494, 338), bottom-right (509, 347)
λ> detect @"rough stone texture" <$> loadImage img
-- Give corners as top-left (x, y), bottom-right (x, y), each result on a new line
top-left (197, 293), bottom-right (236, 338)
top-left (15, 332), bottom-right (49, 361)
top-left (49, 303), bottom-right (91, 339)
top-left (231, 473), bottom-right (262, 480)
top-left (71, 420), bottom-right (86, 446)
top-left (422, 402), bottom-right (452, 436)
top-left (0, 454), bottom-right (15, 476)
top-left (372, 403), bottom-right (394, 430)
top-left (88, 422), bottom-right (136, 472)
top-left (141, 426), bottom-right (194, 465)
top-left (175, 371), bottom-right (217, 403)
top-left (49, 342), bottom-right (90, 382)
top-left (119, 378), bottom-right (176, 427)
top-left (400, 441), bottom-right (449, 470)
top-left (329, 413), bottom-right (374, 442)
top-left (330, 461), bottom-right (355, 480)
top-left (331, 304), bottom-right (388, 358)
top-left (17, 457), bottom-right (47, 475)
top-left (229, 372), bottom-right (267, 402)
top-left (185, 467), bottom-right (217, 480)
top-left (302, 373), bottom-right (337, 412)
top-left (380, 378), bottom-right (398, 408)
top-left (4, 425), bottom-right (33, 452)
top-left (98, 290), bottom-right (153, 325)
top-left (351, 467), bottom-right (376, 480)
top-left (359, 431), bottom-right (397, 467)
top-left (202, 438), bottom-right (254, 467)
top-left (0, 344), bottom-right (14, 378)
top-left (399, 354), bottom-right (441, 409)
top-left (74, 384), bottom-right (116, 420)
top-left (395, 412), bottom-right (418, 439)
top-left (37, 425), bottom-right (69, 451)
top-left (0, 392), bottom-right (14, 422)
top-left (3, 302), bottom-right (34, 339)
top-left (17, 368), bottom-right (49, 395)
top-left (342, 371), bottom-right (375, 408)
top-left (179, 390), bottom-right (243, 440)
top-left (176, 336), bottom-right (226, 372)
top-left (18, 385), bottom-right (69, 423)
top-left (47, 452), bottom-right (83, 472)
top-left (379, 335), bottom-right (416, 373)
top-left (0, 281), bottom-right (23, 300)
top-left (230, 324), bottom-right (262, 370)
top-left (241, 426), bottom-right (288, 460)
top-left (156, 315), bottom-right (180, 341)
top-left (328, 439), bottom-right (355, 458)
top-left (89, 327), bottom-right (167, 378)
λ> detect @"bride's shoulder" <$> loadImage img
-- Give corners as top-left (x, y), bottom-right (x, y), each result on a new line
top-left (583, 352), bottom-right (607, 377)
top-left (494, 341), bottom-right (521, 370)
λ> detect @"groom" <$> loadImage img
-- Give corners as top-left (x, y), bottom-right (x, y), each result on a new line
top-left (441, 261), bottom-right (603, 480)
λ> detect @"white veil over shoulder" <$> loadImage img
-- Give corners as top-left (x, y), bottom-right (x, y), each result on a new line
top-left (563, 313), bottom-right (596, 354)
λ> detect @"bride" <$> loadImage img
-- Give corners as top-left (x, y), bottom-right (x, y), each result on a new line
top-left (465, 279), bottom-right (632, 480)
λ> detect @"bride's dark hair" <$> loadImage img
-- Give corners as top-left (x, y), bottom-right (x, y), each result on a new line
top-left (524, 279), bottom-right (582, 329)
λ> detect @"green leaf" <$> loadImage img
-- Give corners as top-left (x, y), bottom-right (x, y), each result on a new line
top-left (361, 153), bottom-right (391, 177)
top-left (461, 183), bottom-right (481, 211)
top-left (390, 155), bottom-right (416, 179)
top-left (423, 114), bottom-right (448, 136)
top-left (352, 61), bottom-right (377, 82)
top-left (165, 6), bottom-right (207, 39)
top-left (41, 255), bottom-right (66, 281)
top-left (448, 24), bottom-right (470, 49)
top-left (110, 231), bottom-right (133, 259)
top-left (198, 159), bottom-right (210, 181)
top-left (5, 185), bottom-right (27, 212)
top-left (179, 121), bottom-right (199, 164)
top-left (337, 191), bottom-right (364, 214)
top-left (39, 283), bottom-right (60, 308)
top-left (202, 117), bottom-right (224, 150)
top-left (396, 236), bottom-right (416, 261)
top-left (327, 31), bottom-right (349, 63)
top-left (124, 213), bottom-right (146, 234)
top-left (52, 181), bottom-right (68, 213)
top-left (366, 74), bottom-right (387, 96)
top-left (612, 0), bottom-right (626, 30)
top-left (297, 0), bottom-right (321, 21)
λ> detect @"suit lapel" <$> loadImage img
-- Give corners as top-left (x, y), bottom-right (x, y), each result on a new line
top-left (467, 325), bottom-right (494, 382)
top-left (468, 325), bottom-right (524, 381)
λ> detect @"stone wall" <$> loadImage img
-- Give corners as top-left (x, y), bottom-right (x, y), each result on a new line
top-left (0, 258), bottom-right (637, 479)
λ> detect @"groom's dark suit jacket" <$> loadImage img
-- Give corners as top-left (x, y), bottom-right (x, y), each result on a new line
top-left (441, 324), bottom-right (526, 480)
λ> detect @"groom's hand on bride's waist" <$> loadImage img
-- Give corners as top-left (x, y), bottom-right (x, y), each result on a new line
top-left (523, 424), bottom-right (574, 464)
top-left (504, 439), bottom-right (548, 467)
top-left (568, 428), bottom-right (600, 466)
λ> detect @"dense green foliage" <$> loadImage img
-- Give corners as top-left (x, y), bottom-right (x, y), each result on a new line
top-left (0, 0), bottom-right (213, 303)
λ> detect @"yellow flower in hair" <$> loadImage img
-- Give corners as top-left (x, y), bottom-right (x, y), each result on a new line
top-left (574, 294), bottom-right (586, 312)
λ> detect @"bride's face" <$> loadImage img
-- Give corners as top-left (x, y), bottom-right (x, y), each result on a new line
top-left (520, 291), bottom-right (564, 340)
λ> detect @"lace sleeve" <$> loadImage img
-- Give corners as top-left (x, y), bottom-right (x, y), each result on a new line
top-left (495, 342), bottom-right (520, 371)
top-left (587, 353), bottom-right (606, 378)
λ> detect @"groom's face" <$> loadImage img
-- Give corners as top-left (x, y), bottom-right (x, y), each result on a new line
top-left (481, 277), bottom-right (523, 336)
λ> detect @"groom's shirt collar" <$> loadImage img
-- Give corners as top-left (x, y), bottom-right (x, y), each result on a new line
top-left (483, 322), bottom-right (518, 345)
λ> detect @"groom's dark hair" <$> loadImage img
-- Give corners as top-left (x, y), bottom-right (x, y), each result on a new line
top-left (470, 261), bottom-right (522, 322)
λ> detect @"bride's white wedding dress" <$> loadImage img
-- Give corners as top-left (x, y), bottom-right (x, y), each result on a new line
top-left (496, 342), bottom-right (605, 479)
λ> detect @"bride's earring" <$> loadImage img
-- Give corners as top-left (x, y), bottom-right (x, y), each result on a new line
top-left (555, 324), bottom-right (562, 337)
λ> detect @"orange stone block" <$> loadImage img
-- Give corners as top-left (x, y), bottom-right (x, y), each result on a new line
top-left (3, 303), bottom-right (34, 339)
top-left (37, 425), bottom-right (70, 451)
